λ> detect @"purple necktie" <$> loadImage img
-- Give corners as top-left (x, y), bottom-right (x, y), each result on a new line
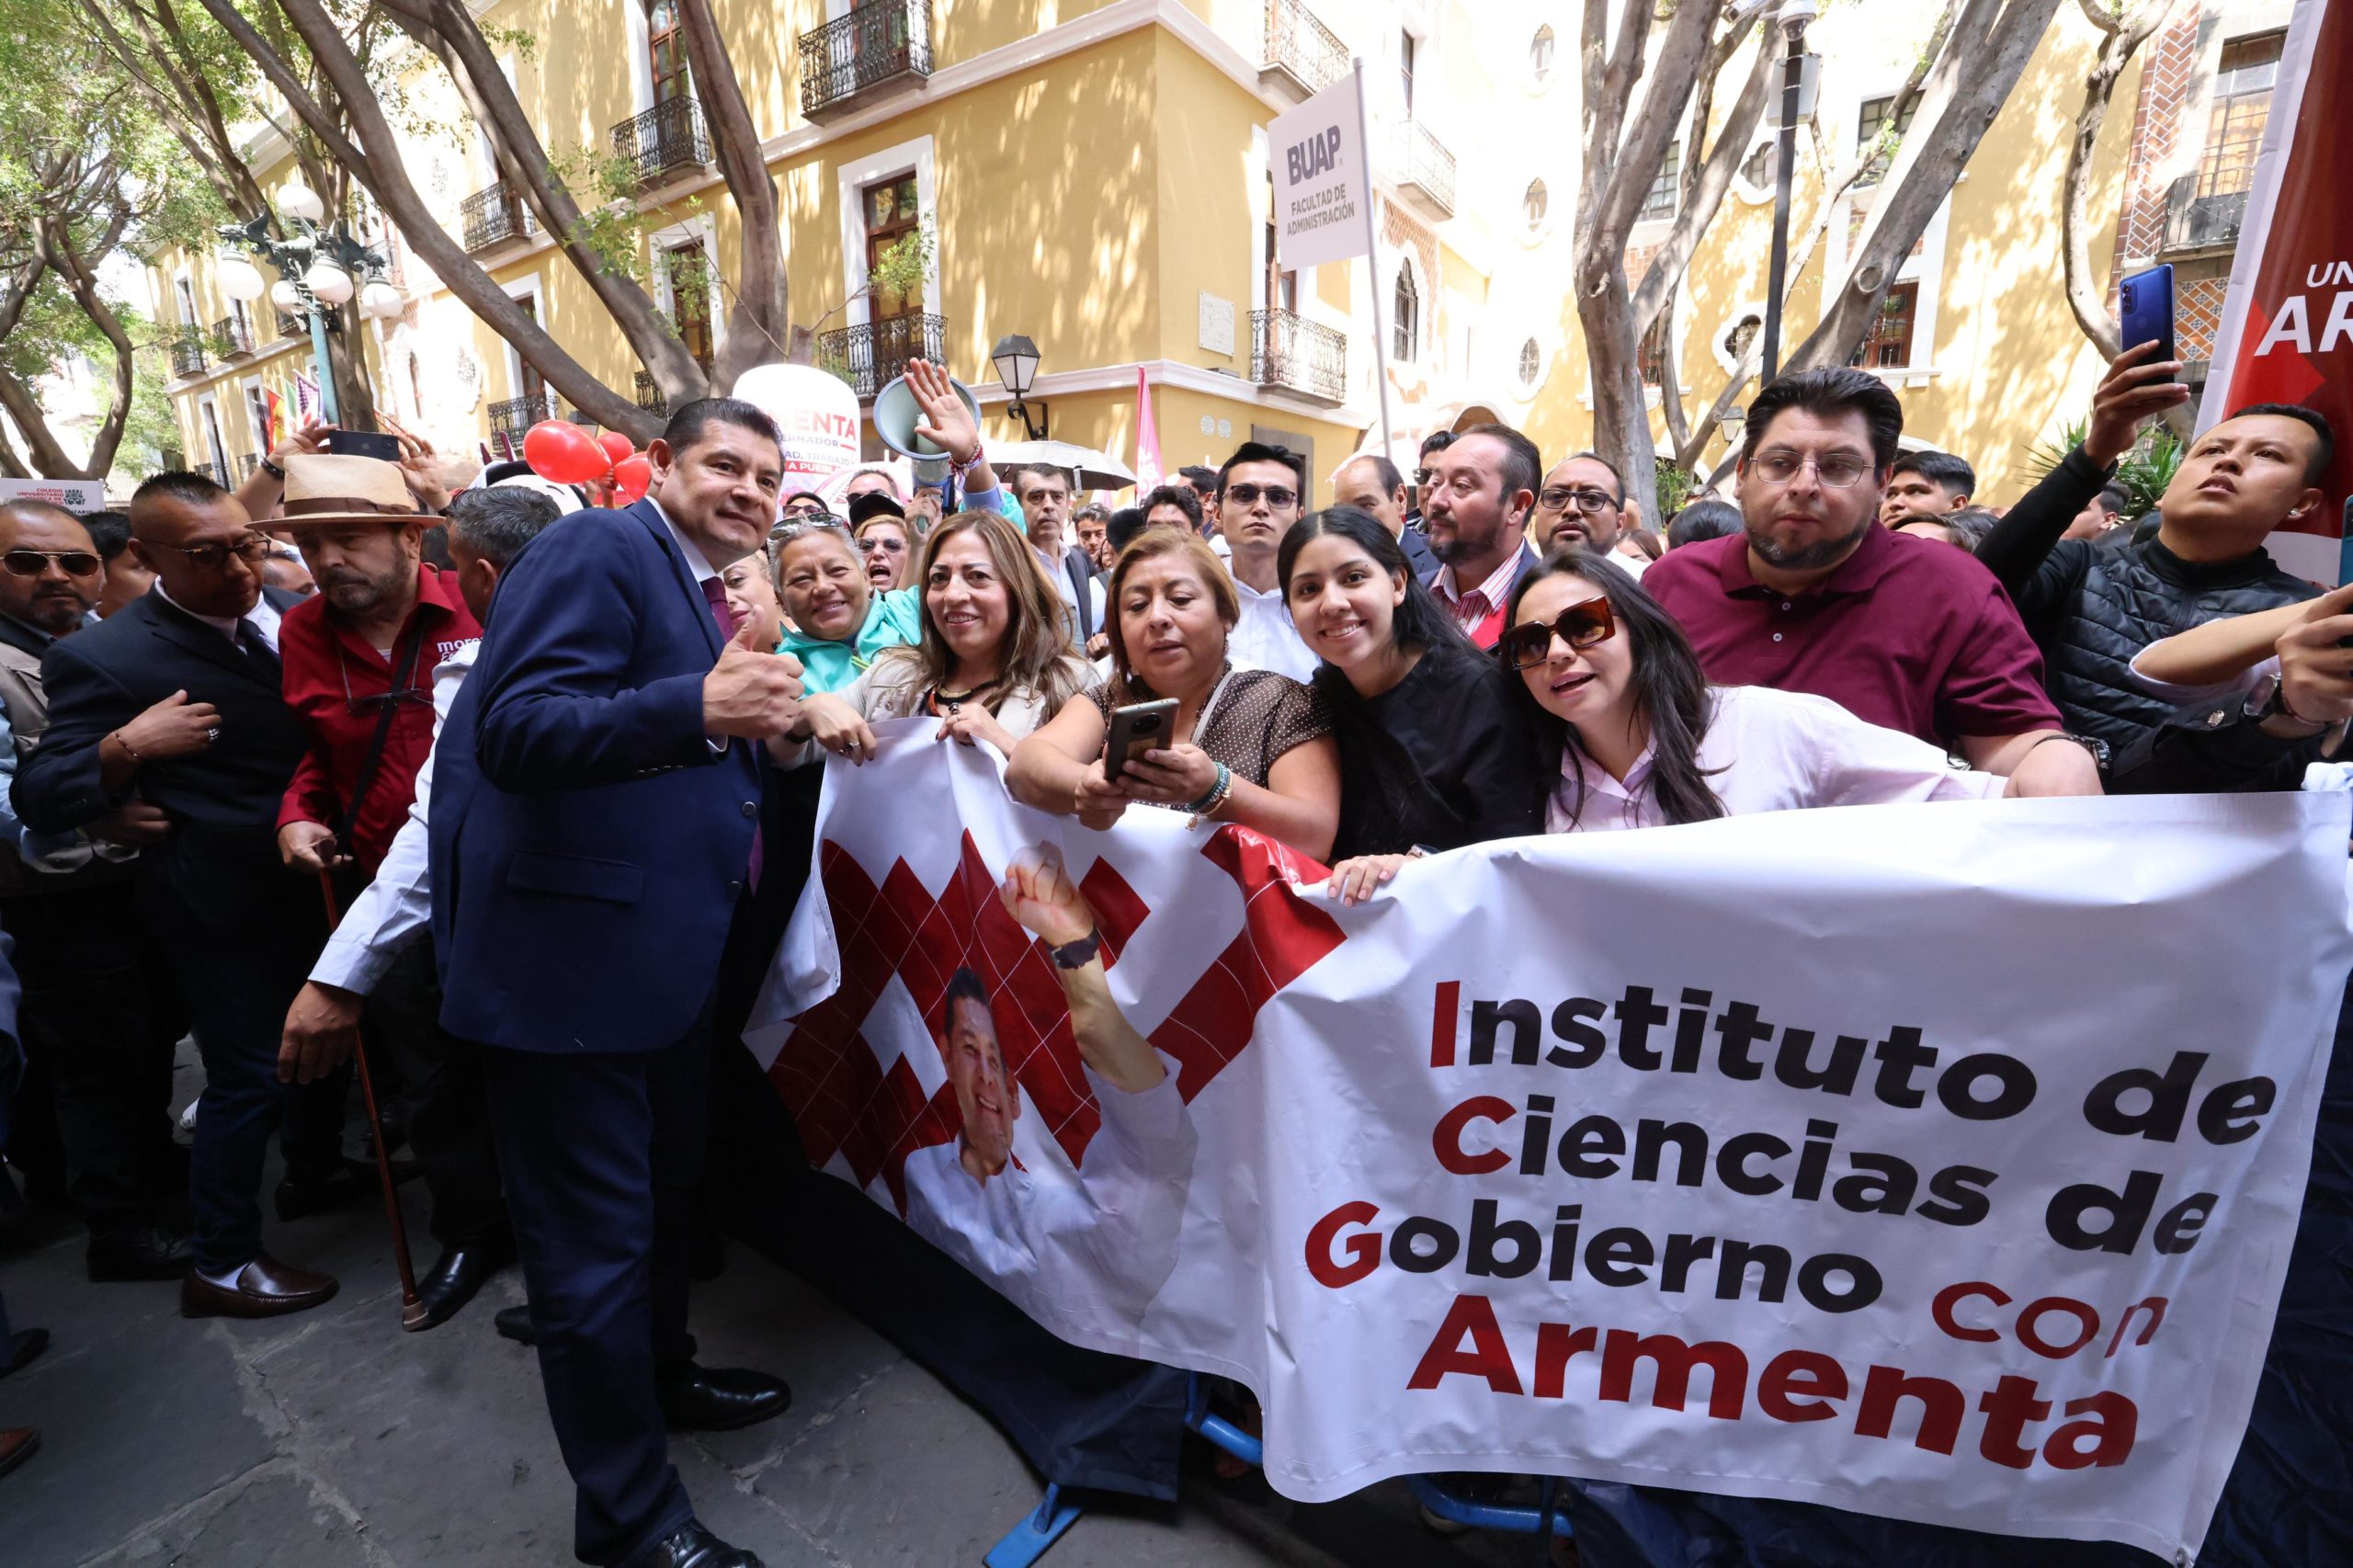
top-left (700, 577), bottom-right (762, 893)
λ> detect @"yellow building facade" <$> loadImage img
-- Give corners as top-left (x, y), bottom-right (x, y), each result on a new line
top-left (145, 0), bottom-right (2227, 510)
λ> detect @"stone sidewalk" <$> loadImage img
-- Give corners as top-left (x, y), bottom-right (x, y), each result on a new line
top-left (0, 1114), bottom-right (1540, 1567)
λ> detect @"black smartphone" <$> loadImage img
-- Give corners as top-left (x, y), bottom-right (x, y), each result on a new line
top-left (324, 429), bottom-right (402, 462)
top-left (1102, 699), bottom-right (1178, 780)
top-left (2119, 264), bottom-right (2176, 365)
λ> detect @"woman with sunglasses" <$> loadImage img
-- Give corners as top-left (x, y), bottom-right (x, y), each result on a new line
top-left (1326, 547), bottom-right (2014, 901)
top-left (853, 511), bottom-right (914, 594)
top-left (1278, 507), bottom-right (1539, 886)
top-left (787, 511), bottom-right (1094, 765)
top-left (1008, 529), bottom-right (1340, 860)
top-left (771, 518), bottom-right (922, 695)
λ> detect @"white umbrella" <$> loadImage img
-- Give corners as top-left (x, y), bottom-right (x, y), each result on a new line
top-left (989, 439), bottom-right (1137, 492)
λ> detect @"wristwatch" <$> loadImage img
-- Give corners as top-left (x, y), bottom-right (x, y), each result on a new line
top-left (1049, 926), bottom-right (1102, 970)
top-left (2246, 672), bottom-right (2325, 732)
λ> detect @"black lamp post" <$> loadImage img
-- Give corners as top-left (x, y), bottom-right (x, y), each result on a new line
top-left (991, 333), bottom-right (1047, 439)
top-left (1759, 0), bottom-right (1818, 386)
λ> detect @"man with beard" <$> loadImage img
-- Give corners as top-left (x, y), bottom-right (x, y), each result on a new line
top-left (1529, 452), bottom-right (1644, 574)
top-left (272, 453), bottom-right (508, 1328)
top-left (1213, 442), bottom-right (1318, 679)
top-left (1420, 425), bottom-right (1541, 650)
top-left (1643, 369), bottom-right (2100, 794)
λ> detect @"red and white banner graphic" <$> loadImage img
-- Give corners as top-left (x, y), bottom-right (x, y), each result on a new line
top-left (745, 733), bottom-right (2352, 1561)
top-left (2200, 0), bottom-right (2352, 581)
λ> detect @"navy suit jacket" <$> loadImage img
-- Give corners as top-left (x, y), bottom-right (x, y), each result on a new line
top-left (433, 499), bottom-right (763, 1055)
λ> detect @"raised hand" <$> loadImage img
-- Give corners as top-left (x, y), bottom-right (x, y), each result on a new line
top-left (904, 358), bottom-right (979, 466)
top-left (703, 613), bottom-right (806, 740)
top-left (381, 415), bottom-right (452, 511)
top-left (998, 846), bottom-right (1097, 947)
top-left (2084, 342), bottom-right (2191, 469)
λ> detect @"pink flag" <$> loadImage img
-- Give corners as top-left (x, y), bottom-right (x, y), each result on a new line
top-left (1134, 367), bottom-right (1163, 492)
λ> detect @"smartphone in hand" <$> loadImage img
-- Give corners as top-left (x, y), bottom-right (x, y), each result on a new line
top-left (2119, 265), bottom-right (2176, 366)
top-left (1102, 699), bottom-right (1178, 781)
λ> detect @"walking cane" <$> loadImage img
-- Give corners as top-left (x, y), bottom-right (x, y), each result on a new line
top-left (312, 869), bottom-right (427, 1331)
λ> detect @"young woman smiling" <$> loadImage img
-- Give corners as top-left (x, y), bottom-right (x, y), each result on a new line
top-left (1008, 529), bottom-right (1341, 861)
top-left (1278, 507), bottom-right (1539, 876)
top-left (772, 519), bottom-right (922, 695)
top-left (790, 512), bottom-right (1095, 764)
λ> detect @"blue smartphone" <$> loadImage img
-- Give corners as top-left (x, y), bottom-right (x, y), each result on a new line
top-left (2119, 264), bottom-right (2176, 364)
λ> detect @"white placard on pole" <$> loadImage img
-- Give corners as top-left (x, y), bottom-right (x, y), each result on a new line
top-left (1267, 64), bottom-right (1392, 459)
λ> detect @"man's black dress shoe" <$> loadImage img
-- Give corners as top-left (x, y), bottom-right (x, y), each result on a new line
top-left (656, 1366), bottom-right (791, 1432)
top-left (2, 1327), bottom-right (48, 1379)
top-left (87, 1224), bottom-right (195, 1282)
top-left (493, 1304), bottom-right (538, 1346)
top-left (623, 1520), bottom-right (763, 1568)
top-left (274, 1167), bottom-right (367, 1222)
top-left (409, 1233), bottom-right (512, 1332)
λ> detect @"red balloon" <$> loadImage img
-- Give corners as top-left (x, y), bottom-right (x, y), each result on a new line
top-left (609, 454), bottom-right (653, 506)
top-left (597, 430), bottom-right (635, 467)
top-left (522, 420), bottom-right (609, 485)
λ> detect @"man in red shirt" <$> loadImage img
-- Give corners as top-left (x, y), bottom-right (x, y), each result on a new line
top-left (271, 452), bottom-right (507, 1327)
top-left (1641, 369), bottom-right (2101, 794)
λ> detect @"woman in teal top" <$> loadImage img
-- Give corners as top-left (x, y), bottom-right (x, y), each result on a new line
top-left (772, 518), bottom-right (925, 694)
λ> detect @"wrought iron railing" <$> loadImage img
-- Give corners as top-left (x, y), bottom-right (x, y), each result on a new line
top-left (212, 315), bottom-right (256, 357)
top-left (169, 327), bottom-right (208, 378)
top-left (2163, 183), bottom-right (2246, 256)
top-left (1390, 119), bottom-right (1458, 217)
top-left (635, 369), bottom-right (669, 415)
top-left (488, 393), bottom-right (560, 437)
top-left (815, 312), bottom-right (947, 399)
top-left (274, 312), bottom-right (303, 340)
top-left (461, 181), bottom-right (538, 252)
top-left (1262, 0), bottom-right (1347, 96)
top-left (799, 0), bottom-right (934, 116)
top-left (610, 97), bottom-right (710, 186)
top-left (1250, 308), bottom-right (1347, 403)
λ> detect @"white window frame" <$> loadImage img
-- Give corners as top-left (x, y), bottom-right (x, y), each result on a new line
top-left (1392, 256), bottom-right (1422, 364)
top-left (174, 270), bottom-right (198, 328)
top-left (240, 375), bottom-right (268, 455)
top-left (650, 214), bottom-right (724, 358)
top-left (501, 272), bottom-right (546, 401)
top-left (1822, 169), bottom-right (1950, 387)
top-left (625, 3), bottom-right (654, 117)
top-left (196, 389), bottom-right (228, 476)
top-left (1711, 300), bottom-right (1769, 377)
top-left (835, 136), bottom-right (939, 332)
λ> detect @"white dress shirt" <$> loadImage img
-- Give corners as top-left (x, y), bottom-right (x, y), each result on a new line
top-left (1547, 684), bottom-right (2005, 834)
top-left (1225, 574), bottom-right (1319, 682)
top-left (645, 494), bottom-right (720, 586)
top-left (308, 640), bottom-right (477, 994)
top-left (154, 581), bottom-right (280, 652)
top-left (1038, 544), bottom-right (1108, 642)
top-left (901, 1064), bottom-right (1198, 1322)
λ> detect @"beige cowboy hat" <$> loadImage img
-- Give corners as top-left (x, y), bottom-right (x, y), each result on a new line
top-left (273, 452), bottom-right (428, 528)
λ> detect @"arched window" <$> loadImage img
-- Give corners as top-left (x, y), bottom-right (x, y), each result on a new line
top-left (1518, 337), bottom-right (1542, 388)
top-left (1530, 26), bottom-right (1555, 84)
top-left (1740, 141), bottom-right (1778, 191)
top-left (1523, 178), bottom-right (1548, 231)
top-left (1393, 263), bottom-right (1420, 362)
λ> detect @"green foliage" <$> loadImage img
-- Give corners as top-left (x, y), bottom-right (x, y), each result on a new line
top-left (2024, 416), bottom-right (2183, 519)
top-left (1653, 458), bottom-right (1698, 523)
top-left (868, 224), bottom-right (933, 305)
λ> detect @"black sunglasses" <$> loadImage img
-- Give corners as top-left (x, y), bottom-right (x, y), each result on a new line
top-left (2, 549), bottom-right (100, 577)
top-left (1222, 483), bottom-right (1298, 508)
top-left (1498, 595), bottom-right (1616, 671)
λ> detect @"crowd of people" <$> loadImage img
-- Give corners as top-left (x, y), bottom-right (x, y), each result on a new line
top-left (0, 335), bottom-right (2344, 1568)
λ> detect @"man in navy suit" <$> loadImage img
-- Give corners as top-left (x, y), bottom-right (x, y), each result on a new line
top-left (435, 399), bottom-right (805, 1568)
top-left (15, 472), bottom-right (351, 1317)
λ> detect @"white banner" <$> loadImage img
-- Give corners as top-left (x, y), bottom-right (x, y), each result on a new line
top-left (745, 729), bottom-right (2353, 1562)
top-left (0, 476), bottom-right (105, 513)
top-left (1268, 74), bottom-right (1370, 270)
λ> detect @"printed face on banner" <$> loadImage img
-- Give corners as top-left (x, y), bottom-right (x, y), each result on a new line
top-left (935, 973), bottom-right (1018, 1180)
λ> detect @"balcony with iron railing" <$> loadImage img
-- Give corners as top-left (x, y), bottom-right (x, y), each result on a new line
top-left (487, 393), bottom-right (561, 454)
top-left (1250, 309), bottom-right (1347, 404)
top-left (1387, 119), bottom-right (1457, 222)
top-left (800, 0), bottom-right (934, 119)
top-left (611, 97), bottom-right (711, 187)
top-left (461, 181), bottom-right (539, 253)
top-left (169, 327), bottom-right (208, 379)
top-left (635, 369), bottom-right (669, 416)
top-left (2161, 178), bottom-right (2247, 257)
top-left (212, 315), bottom-right (256, 358)
top-left (815, 312), bottom-right (948, 400)
top-left (1260, 0), bottom-right (1347, 103)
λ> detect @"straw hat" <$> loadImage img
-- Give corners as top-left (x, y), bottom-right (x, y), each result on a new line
top-left (275, 452), bottom-right (428, 528)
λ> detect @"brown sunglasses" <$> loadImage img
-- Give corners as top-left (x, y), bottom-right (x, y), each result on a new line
top-left (1498, 595), bottom-right (1616, 670)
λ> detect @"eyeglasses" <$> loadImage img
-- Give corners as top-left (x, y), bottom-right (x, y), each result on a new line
top-left (148, 533), bottom-right (275, 572)
top-left (1222, 483), bottom-right (1298, 508)
top-left (1498, 595), bottom-right (1616, 670)
top-left (2, 549), bottom-right (101, 577)
top-left (1747, 449), bottom-right (1873, 489)
top-left (779, 501), bottom-right (831, 520)
top-left (1538, 487), bottom-right (1620, 516)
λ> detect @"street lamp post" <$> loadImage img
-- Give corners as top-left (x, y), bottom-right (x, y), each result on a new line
top-left (1759, 0), bottom-right (1817, 386)
top-left (990, 334), bottom-right (1047, 440)
top-left (216, 182), bottom-right (400, 429)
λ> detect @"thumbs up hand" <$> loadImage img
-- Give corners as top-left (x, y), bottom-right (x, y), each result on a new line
top-left (703, 612), bottom-right (806, 739)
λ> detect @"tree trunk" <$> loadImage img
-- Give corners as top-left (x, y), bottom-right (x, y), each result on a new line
top-left (678, 0), bottom-right (791, 386)
top-left (1631, 21), bottom-right (1774, 335)
top-left (200, 0), bottom-right (656, 438)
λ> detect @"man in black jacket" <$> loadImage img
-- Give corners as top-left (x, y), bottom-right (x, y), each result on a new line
top-left (1976, 343), bottom-right (2332, 754)
top-left (14, 472), bottom-right (347, 1319)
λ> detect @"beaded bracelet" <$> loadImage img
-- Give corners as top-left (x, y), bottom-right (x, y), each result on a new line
top-left (1186, 762), bottom-right (1233, 828)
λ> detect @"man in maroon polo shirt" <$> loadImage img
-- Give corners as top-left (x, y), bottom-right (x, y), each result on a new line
top-left (271, 451), bottom-right (508, 1328)
top-left (1643, 368), bottom-right (2101, 793)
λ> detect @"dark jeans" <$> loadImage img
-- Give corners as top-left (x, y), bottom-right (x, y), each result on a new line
top-left (150, 877), bottom-right (343, 1277)
top-left (482, 1020), bottom-right (710, 1566)
top-left (366, 941), bottom-right (503, 1246)
top-left (0, 883), bottom-right (178, 1238)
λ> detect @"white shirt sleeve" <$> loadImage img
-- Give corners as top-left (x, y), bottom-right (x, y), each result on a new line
top-left (2127, 646), bottom-right (2277, 705)
top-left (307, 643), bottom-right (475, 995)
top-left (1779, 688), bottom-right (2007, 805)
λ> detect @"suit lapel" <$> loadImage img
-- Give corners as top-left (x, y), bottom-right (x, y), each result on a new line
top-left (630, 498), bottom-right (724, 659)
top-left (142, 596), bottom-right (278, 691)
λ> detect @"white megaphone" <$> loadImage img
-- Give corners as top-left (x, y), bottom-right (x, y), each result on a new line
top-left (871, 370), bottom-right (981, 487)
